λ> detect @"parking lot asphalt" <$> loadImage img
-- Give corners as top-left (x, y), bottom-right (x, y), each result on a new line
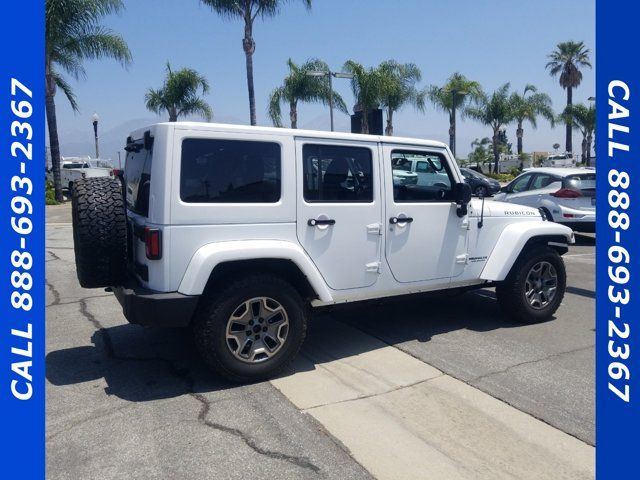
top-left (46, 204), bottom-right (595, 479)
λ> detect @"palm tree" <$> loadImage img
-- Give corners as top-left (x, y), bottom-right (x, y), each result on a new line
top-left (427, 72), bottom-right (482, 156)
top-left (46, 0), bottom-right (131, 201)
top-left (560, 103), bottom-right (595, 165)
top-left (145, 62), bottom-right (213, 122)
top-left (464, 83), bottom-right (514, 173)
top-left (342, 60), bottom-right (382, 134)
top-left (546, 41), bottom-right (592, 154)
top-left (268, 58), bottom-right (347, 129)
top-left (377, 60), bottom-right (426, 136)
top-left (510, 85), bottom-right (555, 155)
top-left (202, 0), bottom-right (312, 126)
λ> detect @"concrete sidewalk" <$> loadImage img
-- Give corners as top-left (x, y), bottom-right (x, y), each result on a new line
top-left (272, 320), bottom-right (594, 480)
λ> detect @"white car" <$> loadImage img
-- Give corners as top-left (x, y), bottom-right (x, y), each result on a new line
top-left (71, 122), bottom-right (573, 382)
top-left (47, 158), bottom-right (114, 191)
top-left (493, 168), bottom-right (595, 232)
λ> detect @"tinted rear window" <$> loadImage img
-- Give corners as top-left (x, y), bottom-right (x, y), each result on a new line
top-left (564, 173), bottom-right (596, 191)
top-left (180, 139), bottom-right (281, 203)
top-left (124, 140), bottom-right (152, 216)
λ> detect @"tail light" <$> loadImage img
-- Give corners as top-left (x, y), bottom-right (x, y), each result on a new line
top-left (144, 228), bottom-right (162, 260)
top-left (551, 188), bottom-right (582, 198)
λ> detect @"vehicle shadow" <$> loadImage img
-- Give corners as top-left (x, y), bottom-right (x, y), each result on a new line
top-left (573, 233), bottom-right (596, 247)
top-left (46, 289), bottom-right (533, 403)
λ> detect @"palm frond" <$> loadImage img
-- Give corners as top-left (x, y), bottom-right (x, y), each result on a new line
top-left (53, 73), bottom-right (79, 112)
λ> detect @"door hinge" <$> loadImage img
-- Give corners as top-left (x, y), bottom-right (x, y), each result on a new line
top-left (455, 253), bottom-right (469, 265)
top-left (366, 223), bottom-right (383, 235)
top-left (365, 261), bottom-right (382, 273)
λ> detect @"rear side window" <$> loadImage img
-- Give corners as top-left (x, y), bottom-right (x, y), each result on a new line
top-left (124, 140), bottom-right (152, 216)
top-left (181, 139), bottom-right (281, 203)
top-left (302, 144), bottom-right (373, 203)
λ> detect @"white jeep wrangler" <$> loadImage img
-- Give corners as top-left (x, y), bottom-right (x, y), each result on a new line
top-left (71, 122), bottom-right (574, 382)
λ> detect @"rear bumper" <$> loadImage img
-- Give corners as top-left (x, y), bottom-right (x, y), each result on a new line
top-left (113, 279), bottom-right (199, 327)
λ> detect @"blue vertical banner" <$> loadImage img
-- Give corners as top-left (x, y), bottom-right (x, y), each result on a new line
top-left (0, 1), bottom-right (45, 478)
top-left (596, 0), bottom-right (640, 477)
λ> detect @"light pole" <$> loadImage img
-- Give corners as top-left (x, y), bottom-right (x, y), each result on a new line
top-left (306, 70), bottom-right (353, 132)
top-left (91, 112), bottom-right (99, 159)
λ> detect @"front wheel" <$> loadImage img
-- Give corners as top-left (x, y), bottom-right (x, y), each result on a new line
top-left (193, 274), bottom-right (307, 383)
top-left (496, 247), bottom-right (566, 323)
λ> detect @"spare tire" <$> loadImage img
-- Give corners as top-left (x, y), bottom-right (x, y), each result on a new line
top-left (72, 177), bottom-right (127, 288)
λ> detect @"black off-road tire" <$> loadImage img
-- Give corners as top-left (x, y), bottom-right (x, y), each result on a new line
top-left (193, 274), bottom-right (307, 383)
top-left (495, 246), bottom-right (566, 324)
top-left (72, 177), bottom-right (127, 288)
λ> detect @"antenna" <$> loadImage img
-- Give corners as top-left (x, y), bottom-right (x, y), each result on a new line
top-left (478, 193), bottom-right (485, 228)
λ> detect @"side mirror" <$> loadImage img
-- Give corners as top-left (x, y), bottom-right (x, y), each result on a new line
top-left (454, 182), bottom-right (472, 217)
top-left (454, 182), bottom-right (472, 205)
top-left (500, 185), bottom-right (509, 193)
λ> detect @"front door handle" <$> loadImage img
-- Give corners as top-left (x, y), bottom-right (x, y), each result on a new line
top-left (308, 218), bottom-right (336, 227)
top-left (389, 216), bottom-right (414, 224)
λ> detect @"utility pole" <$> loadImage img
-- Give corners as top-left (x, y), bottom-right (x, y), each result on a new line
top-left (91, 112), bottom-right (99, 158)
top-left (306, 70), bottom-right (354, 132)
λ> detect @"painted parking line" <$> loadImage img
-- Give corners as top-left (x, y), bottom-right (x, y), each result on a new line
top-left (272, 319), bottom-right (594, 480)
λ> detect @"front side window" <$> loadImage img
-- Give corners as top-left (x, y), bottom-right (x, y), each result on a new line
top-left (531, 173), bottom-right (560, 190)
top-left (391, 151), bottom-right (454, 202)
top-left (510, 174), bottom-right (532, 193)
top-left (302, 144), bottom-right (373, 203)
top-left (180, 139), bottom-right (281, 203)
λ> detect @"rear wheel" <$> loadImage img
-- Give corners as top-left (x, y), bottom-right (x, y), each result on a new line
top-left (72, 177), bottom-right (127, 288)
top-left (496, 246), bottom-right (566, 323)
top-left (193, 274), bottom-right (307, 383)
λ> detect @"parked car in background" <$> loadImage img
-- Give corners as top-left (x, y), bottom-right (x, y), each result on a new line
top-left (460, 167), bottom-right (501, 197)
top-left (46, 157), bottom-right (115, 192)
top-left (541, 153), bottom-right (577, 168)
top-left (493, 168), bottom-right (595, 232)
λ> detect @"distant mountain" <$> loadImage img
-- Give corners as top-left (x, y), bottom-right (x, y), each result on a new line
top-left (56, 115), bottom-right (246, 166)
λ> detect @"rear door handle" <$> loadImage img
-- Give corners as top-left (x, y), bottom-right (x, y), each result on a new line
top-left (308, 218), bottom-right (336, 226)
top-left (389, 216), bottom-right (414, 224)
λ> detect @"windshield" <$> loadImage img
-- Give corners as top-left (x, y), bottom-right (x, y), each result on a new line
top-left (391, 158), bottom-right (412, 172)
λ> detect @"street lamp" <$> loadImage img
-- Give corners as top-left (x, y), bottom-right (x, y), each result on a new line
top-left (91, 112), bottom-right (99, 159)
top-left (588, 96), bottom-right (596, 102)
top-left (306, 70), bottom-right (354, 132)
top-left (440, 88), bottom-right (467, 157)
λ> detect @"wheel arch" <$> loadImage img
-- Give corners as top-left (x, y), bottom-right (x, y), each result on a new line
top-left (480, 221), bottom-right (574, 281)
top-left (177, 240), bottom-right (333, 303)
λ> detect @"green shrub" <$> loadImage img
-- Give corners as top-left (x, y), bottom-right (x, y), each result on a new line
top-left (46, 181), bottom-right (58, 205)
top-left (484, 172), bottom-right (515, 183)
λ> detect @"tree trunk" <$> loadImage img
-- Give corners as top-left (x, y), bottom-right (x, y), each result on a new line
top-left (289, 100), bottom-right (297, 129)
top-left (586, 132), bottom-right (593, 166)
top-left (492, 130), bottom-right (500, 174)
top-left (581, 136), bottom-right (587, 164)
top-left (516, 121), bottom-right (524, 155)
top-left (385, 108), bottom-right (393, 136)
top-left (565, 86), bottom-right (573, 153)
top-left (243, 17), bottom-right (257, 126)
top-left (169, 106), bottom-right (177, 122)
top-left (361, 107), bottom-right (369, 134)
top-left (45, 76), bottom-right (63, 202)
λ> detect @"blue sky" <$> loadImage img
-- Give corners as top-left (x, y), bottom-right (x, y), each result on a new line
top-left (54, 0), bottom-right (595, 161)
